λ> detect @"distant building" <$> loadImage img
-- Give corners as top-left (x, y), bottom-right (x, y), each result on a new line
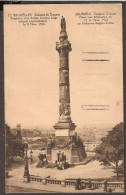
top-left (10, 124), bottom-right (22, 142)
top-left (15, 124), bottom-right (22, 142)
top-left (84, 142), bottom-right (100, 156)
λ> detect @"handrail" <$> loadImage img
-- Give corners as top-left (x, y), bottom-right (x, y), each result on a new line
top-left (28, 175), bottom-right (124, 189)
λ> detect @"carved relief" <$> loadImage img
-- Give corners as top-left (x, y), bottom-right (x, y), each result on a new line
top-left (59, 103), bottom-right (71, 119)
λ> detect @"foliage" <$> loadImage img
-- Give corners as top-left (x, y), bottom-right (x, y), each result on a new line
top-left (73, 136), bottom-right (87, 161)
top-left (5, 124), bottom-right (25, 162)
top-left (95, 122), bottom-right (124, 179)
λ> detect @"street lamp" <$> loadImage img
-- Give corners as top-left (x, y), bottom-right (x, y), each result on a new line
top-left (30, 149), bottom-right (33, 163)
top-left (24, 143), bottom-right (30, 182)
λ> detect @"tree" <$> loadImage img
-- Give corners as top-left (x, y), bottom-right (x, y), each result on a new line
top-left (5, 124), bottom-right (25, 162)
top-left (72, 136), bottom-right (87, 161)
top-left (95, 122), bottom-right (124, 180)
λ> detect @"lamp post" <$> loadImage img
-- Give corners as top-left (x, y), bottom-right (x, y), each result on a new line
top-left (24, 143), bottom-right (30, 182)
top-left (30, 149), bottom-right (33, 163)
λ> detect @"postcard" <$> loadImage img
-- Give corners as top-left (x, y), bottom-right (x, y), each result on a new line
top-left (4, 3), bottom-right (124, 193)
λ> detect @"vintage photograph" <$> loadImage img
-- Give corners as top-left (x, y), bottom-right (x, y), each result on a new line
top-left (4, 3), bottom-right (124, 193)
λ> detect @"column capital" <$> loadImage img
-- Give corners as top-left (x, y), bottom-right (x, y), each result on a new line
top-left (56, 40), bottom-right (72, 53)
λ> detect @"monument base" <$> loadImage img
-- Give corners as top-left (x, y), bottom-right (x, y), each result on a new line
top-left (55, 129), bottom-right (75, 136)
top-left (54, 121), bottom-right (76, 137)
top-left (46, 135), bottom-right (86, 164)
top-left (46, 148), bottom-right (79, 164)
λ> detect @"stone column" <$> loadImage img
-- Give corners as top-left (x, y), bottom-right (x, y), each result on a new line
top-left (54, 17), bottom-right (76, 137)
top-left (57, 36), bottom-right (71, 122)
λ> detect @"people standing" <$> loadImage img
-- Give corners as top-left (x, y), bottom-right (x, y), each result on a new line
top-left (75, 178), bottom-right (81, 190)
top-left (88, 178), bottom-right (92, 189)
top-left (104, 180), bottom-right (108, 192)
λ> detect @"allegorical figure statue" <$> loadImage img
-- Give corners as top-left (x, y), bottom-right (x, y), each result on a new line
top-left (61, 16), bottom-right (66, 31)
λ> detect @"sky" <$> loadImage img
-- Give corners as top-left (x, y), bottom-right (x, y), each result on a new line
top-left (4, 4), bottom-right (123, 129)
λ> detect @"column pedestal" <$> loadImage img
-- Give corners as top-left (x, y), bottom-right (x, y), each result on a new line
top-left (54, 121), bottom-right (76, 137)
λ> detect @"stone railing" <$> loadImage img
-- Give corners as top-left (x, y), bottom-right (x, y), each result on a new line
top-left (29, 175), bottom-right (42, 182)
top-left (81, 181), bottom-right (103, 189)
top-left (107, 182), bottom-right (124, 188)
top-left (46, 178), bottom-right (61, 185)
top-left (26, 175), bottom-right (124, 191)
top-left (65, 180), bottom-right (76, 186)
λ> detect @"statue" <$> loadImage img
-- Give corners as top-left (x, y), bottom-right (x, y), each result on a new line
top-left (61, 16), bottom-right (66, 31)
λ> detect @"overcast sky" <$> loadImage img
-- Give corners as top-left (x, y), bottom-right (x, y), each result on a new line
top-left (4, 4), bottom-right (123, 129)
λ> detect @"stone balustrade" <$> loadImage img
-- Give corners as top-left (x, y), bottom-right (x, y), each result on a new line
top-left (27, 175), bottom-right (124, 191)
top-left (46, 178), bottom-right (61, 185)
top-left (107, 182), bottom-right (124, 188)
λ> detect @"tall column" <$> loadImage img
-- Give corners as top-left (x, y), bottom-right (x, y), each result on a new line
top-left (54, 17), bottom-right (76, 137)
